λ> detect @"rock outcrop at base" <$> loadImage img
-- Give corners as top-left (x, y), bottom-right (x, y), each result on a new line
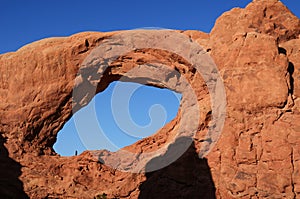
top-left (0, 0), bottom-right (300, 198)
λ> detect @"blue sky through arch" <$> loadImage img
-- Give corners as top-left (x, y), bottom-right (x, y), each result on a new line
top-left (53, 81), bottom-right (182, 156)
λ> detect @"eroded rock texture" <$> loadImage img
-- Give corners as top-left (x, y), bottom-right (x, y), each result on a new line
top-left (0, 0), bottom-right (300, 198)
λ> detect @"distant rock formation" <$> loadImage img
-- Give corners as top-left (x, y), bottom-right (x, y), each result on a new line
top-left (0, 0), bottom-right (299, 198)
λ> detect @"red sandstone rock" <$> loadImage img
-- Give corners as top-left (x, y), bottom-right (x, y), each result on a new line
top-left (0, 0), bottom-right (299, 198)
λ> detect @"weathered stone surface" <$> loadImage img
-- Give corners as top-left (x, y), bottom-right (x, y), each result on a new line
top-left (0, 0), bottom-right (299, 198)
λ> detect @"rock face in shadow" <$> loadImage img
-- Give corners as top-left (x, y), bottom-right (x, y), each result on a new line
top-left (0, 0), bottom-right (300, 198)
top-left (138, 137), bottom-right (216, 199)
top-left (0, 134), bottom-right (29, 199)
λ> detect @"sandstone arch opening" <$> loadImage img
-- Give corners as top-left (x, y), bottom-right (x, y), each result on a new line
top-left (54, 81), bottom-right (182, 156)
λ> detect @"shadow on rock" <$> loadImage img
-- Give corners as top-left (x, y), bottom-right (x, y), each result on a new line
top-left (0, 134), bottom-right (29, 198)
top-left (138, 137), bottom-right (216, 199)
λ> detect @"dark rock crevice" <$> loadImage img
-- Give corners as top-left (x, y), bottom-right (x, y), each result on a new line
top-left (287, 61), bottom-right (295, 97)
top-left (290, 147), bottom-right (296, 199)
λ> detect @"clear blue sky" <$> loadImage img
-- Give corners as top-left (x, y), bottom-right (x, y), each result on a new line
top-left (1, 0), bottom-right (299, 54)
top-left (1, 1), bottom-right (299, 156)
